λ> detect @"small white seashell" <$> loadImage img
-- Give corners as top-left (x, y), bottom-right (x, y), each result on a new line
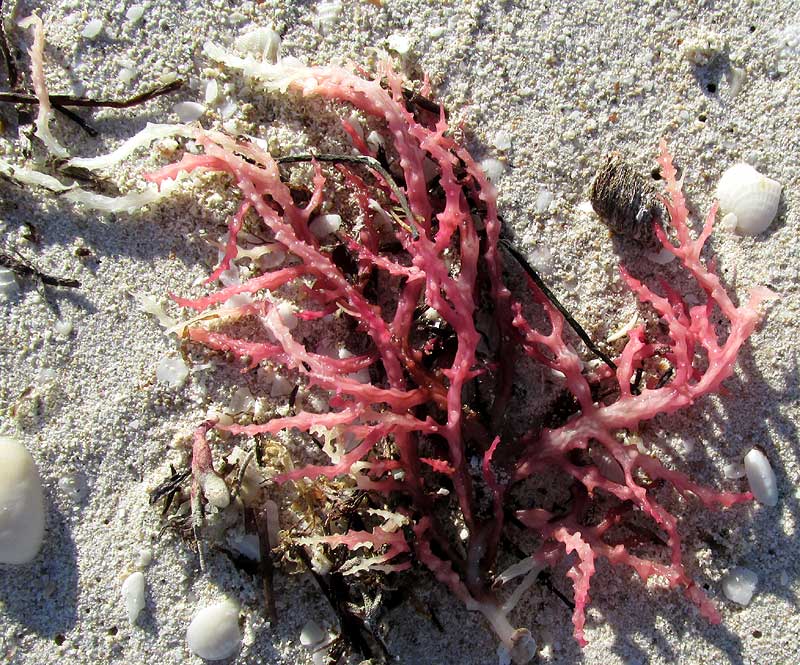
top-left (721, 566), bottom-right (758, 606)
top-left (0, 437), bottom-right (46, 564)
top-left (716, 163), bottom-right (782, 235)
top-left (121, 571), bottom-right (146, 624)
top-left (744, 448), bottom-right (778, 506)
top-left (186, 600), bottom-right (242, 660)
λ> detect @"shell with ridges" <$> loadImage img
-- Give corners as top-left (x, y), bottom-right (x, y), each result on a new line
top-left (715, 163), bottom-right (782, 235)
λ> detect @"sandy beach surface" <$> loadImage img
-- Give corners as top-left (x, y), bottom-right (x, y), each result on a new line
top-left (0, 1), bottom-right (798, 664)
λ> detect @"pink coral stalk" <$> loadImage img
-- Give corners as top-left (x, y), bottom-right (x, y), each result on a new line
top-left (162, 51), bottom-right (769, 659)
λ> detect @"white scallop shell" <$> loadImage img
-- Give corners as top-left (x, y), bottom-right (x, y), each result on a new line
top-left (716, 163), bottom-right (782, 235)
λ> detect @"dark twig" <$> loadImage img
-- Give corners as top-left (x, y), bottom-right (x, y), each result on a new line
top-left (251, 505), bottom-right (278, 622)
top-left (499, 238), bottom-right (617, 371)
top-left (52, 103), bottom-right (98, 137)
top-left (295, 546), bottom-right (389, 662)
top-left (148, 465), bottom-right (191, 515)
top-left (277, 153), bottom-right (419, 239)
top-left (0, 250), bottom-right (80, 288)
top-left (0, 79), bottom-right (185, 109)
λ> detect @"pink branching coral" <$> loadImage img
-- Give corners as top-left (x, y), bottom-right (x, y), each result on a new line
top-left (146, 55), bottom-right (770, 660)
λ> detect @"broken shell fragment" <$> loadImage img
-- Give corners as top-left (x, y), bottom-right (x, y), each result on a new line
top-left (716, 163), bottom-right (782, 235)
top-left (590, 152), bottom-right (667, 248)
top-left (0, 436), bottom-right (46, 564)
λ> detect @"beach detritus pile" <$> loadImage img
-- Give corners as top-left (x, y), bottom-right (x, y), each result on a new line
top-left (1, 17), bottom-right (775, 660)
top-left (0, 436), bottom-right (46, 564)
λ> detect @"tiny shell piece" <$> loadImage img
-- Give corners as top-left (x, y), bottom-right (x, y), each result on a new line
top-left (121, 571), bottom-right (146, 624)
top-left (590, 152), bottom-right (666, 248)
top-left (716, 163), bottom-right (782, 235)
top-left (744, 448), bottom-right (778, 506)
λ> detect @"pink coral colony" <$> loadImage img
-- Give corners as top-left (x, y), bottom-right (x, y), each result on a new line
top-left (144, 59), bottom-right (771, 660)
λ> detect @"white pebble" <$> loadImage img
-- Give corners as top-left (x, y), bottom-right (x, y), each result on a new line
top-left (54, 318), bottom-right (73, 336)
top-left (0, 437), bottom-right (46, 564)
top-left (57, 471), bottom-right (87, 502)
top-left (534, 189), bottom-right (553, 214)
top-left (119, 67), bottom-right (137, 85)
top-left (723, 462), bottom-right (746, 480)
top-left (204, 79), bottom-right (220, 105)
top-left (82, 19), bottom-right (104, 40)
top-left (480, 158), bottom-right (506, 184)
top-left (228, 386), bottom-right (255, 414)
top-left (186, 600), bottom-right (242, 660)
top-left (121, 571), bottom-right (146, 624)
top-left (0, 267), bottom-right (20, 301)
top-left (492, 130), bottom-right (512, 151)
top-left (744, 448), bottom-right (778, 506)
top-left (716, 163), bottom-right (782, 235)
top-left (126, 4), bottom-right (145, 24)
top-left (309, 214), bottom-right (342, 238)
top-left (721, 566), bottom-right (758, 606)
top-left (156, 356), bottom-right (189, 388)
top-left (387, 33), bottom-right (411, 55)
top-left (174, 101), bottom-right (206, 123)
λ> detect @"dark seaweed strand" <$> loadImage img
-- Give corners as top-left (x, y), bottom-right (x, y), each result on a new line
top-left (276, 153), bottom-right (419, 240)
top-left (499, 238), bottom-right (617, 371)
top-left (0, 251), bottom-right (80, 287)
top-left (0, 79), bottom-right (184, 109)
top-left (0, 0), bottom-right (18, 89)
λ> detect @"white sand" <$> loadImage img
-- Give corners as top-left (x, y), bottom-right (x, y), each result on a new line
top-left (1, 1), bottom-right (798, 664)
